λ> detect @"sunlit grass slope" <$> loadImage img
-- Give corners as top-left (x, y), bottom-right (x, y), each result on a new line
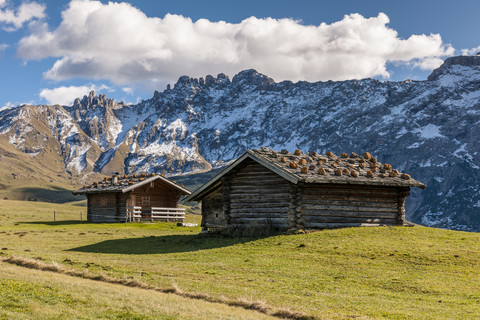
top-left (0, 262), bottom-right (277, 320)
top-left (0, 200), bottom-right (479, 319)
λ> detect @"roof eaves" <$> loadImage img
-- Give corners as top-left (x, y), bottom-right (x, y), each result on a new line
top-left (246, 149), bottom-right (299, 183)
top-left (121, 175), bottom-right (191, 194)
top-left (184, 152), bottom-right (251, 202)
top-left (301, 176), bottom-right (425, 189)
top-left (157, 175), bottom-right (192, 194)
top-left (184, 151), bottom-right (300, 202)
top-left (72, 189), bottom-right (123, 195)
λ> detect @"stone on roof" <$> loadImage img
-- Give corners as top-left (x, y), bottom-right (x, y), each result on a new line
top-left (250, 147), bottom-right (425, 189)
top-left (73, 173), bottom-right (190, 195)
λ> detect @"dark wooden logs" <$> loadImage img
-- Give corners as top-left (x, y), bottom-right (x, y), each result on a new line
top-left (301, 184), bottom-right (404, 227)
top-left (226, 160), bottom-right (291, 230)
top-left (303, 210), bottom-right (396, 219)
top-left (222, 176), bottom-right (231, 225)
top-left (396, 188), bottom-right (410, 225)
top-left (303, 204), bottom-right (397, 213)
top-left (302, 199), bottom-right (397, 208)
top-left (200, 159), bottom-right (414, 232)
top-left (202, 187), bottom-right (225, 229)
top-left (230, 208), bottom-right (288, 214)
top-left (290, 182), bottom-right (304, 230)
top-left (87, 193), bottom-right (120, 222)
top-left (302, 216), bottom-right (397, 224)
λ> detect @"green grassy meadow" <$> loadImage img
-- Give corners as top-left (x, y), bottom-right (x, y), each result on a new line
top-left (1, 200), bottom-right (479, 319)
top-left (0, 262), bottom-right (277, 320)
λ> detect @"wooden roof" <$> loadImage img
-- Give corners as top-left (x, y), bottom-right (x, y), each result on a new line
top-left (73, 174), bottom-right (191, 195)
top-left (184, 147), bottom-right (426, 201)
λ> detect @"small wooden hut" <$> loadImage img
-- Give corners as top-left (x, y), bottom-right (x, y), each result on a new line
top-left (73, 173), bottom-right (191, 222)
top-left (184, 147), bottom-right (426, 232)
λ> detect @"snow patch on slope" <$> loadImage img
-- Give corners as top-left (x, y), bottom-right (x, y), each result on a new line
top-left (417, 124), bottom-right (445, 139)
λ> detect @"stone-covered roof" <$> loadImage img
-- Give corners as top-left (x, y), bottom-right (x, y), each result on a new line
top-left (185, 147), bottom-right (426, 202)
top-left (72, 173), bottom-right (191, 195)
top-left (249, 147), bottom-right (425, 188)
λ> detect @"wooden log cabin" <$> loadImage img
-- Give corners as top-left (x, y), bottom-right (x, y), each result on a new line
top-left (184, 147), bottom-right (426, 232)
top-left (73, 173), bottom-right (191, 222)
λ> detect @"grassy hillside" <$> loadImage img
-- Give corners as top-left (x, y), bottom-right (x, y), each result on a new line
top-left (0, 259), bottom-right (277, 320)
top-left (0, 200), bottom-right (479, 319)
top-left (0, 135), bottom-right (101, 203)
top-left (0, 131), bottom-right (218, 202)
top-left (172, 167), bottom-right (223, 193)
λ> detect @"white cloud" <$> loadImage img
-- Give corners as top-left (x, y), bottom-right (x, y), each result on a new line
top-left (411, 57), bottom-right (445, 70)
top-left (122, 87), bottom-right (134, 94)
top-left (0, 0), bottom-right (45, 31)
top-left (18, 0), bottom-right (453, 85)
top-left (0, 101), bottom-right (16, 111)
top-left (0, 43), bottom-right (7, 52)
top-left (461, 46), bottom-right (480, 56)
top-left (39, 84), bottom-right (111, 105)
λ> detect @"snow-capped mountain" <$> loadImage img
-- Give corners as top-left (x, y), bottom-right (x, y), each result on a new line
top-left (1, 55), bottom-right (480, 231)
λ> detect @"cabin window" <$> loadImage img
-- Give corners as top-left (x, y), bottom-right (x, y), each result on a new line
top-left (150, 182), bottom-right (154, 188)
top-left (142, 197), bottom-right (150, 205)
top-left (100, 198), bottom-right (107, 207)
top-left (215, 214), bottom-right (219, 218)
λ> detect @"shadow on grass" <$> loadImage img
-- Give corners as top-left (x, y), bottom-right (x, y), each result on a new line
top-left (19, 220), bottom-right (87, 226)
top-left (68, 234), bottom-right (266, 254)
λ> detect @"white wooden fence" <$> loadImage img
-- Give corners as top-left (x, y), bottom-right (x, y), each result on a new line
top-left (125, 206), bottom-right (185, 223)
top-left (150, 207), bottom-right (185, 222)
top-left (126, 206), bottom-right (142, 222)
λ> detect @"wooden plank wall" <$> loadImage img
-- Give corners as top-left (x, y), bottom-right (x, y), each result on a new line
top-left (200, 158), bottom-right (412, 232)
top-left (85, 179), bottom-right (184, 223)
top-left (201, 186), bottom-right (225, 229)
top-left (87, 194), bottom-right (92, 221)
top-left (116, 193), bottom-right (128, 220)
top-left (129, 180), bottom-right (182, 219)
top-left (87, 193), bottom-right (126, 222)
top-left (300, 184), bottom-right (407, 228)
top-left (227, 160), bottom-right (291, 230)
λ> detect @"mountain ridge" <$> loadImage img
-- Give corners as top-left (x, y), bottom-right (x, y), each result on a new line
top-left (1, 55), bottom-right (480, 231)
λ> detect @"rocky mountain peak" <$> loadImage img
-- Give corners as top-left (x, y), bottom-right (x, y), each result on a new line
top-left (427, 55), bottom-right (480, 81)
top-left (73, 90), bottom-right (116, 110)
top-left (203, 73), bottom-right (231, 87)
top-left (174, 75), bottom-right (196, 88)
top-left (232, 69), bottom-right (275, 86)
top-left (170, 73), bottom-right (232, 91)
top-left (167, 69), bottom-right (274, 92)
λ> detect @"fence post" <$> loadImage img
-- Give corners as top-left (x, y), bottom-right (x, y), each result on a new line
top-left (80, 212), bottom-right (82, 223)
top-left (54, 211), bottom-right (56, 223)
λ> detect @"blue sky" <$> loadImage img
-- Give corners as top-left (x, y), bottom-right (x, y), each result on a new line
top-left (0, 0), bottom-right (479, 108)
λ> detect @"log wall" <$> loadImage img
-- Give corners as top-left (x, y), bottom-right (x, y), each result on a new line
top-left (129, 180), bottom-right (182, 219)
top-left (200, 159), bottom-right (412, 232)
top-left (227, 160), bottom-right (291, 230)
top-left (201, 186), bottom-right (225, 229)
top-left (86, 179), bottom-right (183, 222)
top-left (301, 184), bottom-right (409, 228)
top-left (87, 192), bottom-right (127, 222)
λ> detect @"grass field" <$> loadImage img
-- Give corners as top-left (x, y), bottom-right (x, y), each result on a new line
top-left (1, 200), bottom-right (479, 319)
top-left (0, 262), bottom-right (277, 320)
